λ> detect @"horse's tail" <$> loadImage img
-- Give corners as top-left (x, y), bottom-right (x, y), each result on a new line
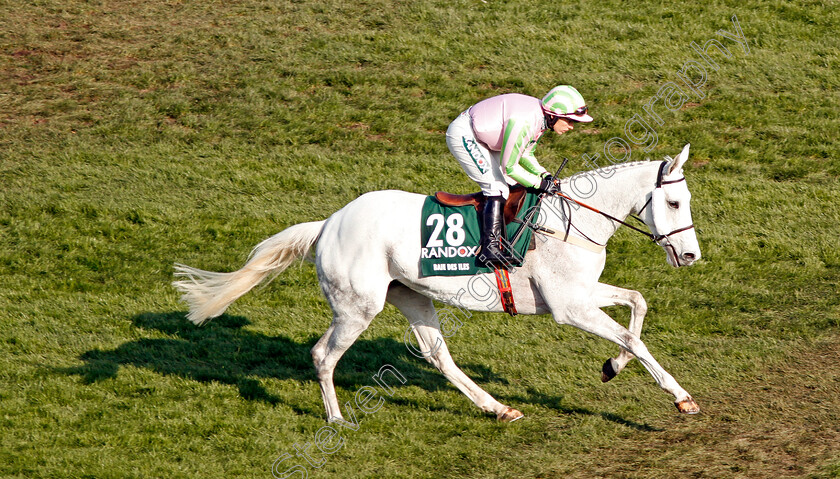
top-left (172, 220), bottom-right (326, 325)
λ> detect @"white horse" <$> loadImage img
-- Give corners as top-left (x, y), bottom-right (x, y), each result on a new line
top-left (173, 144), bottom-right (701, 422)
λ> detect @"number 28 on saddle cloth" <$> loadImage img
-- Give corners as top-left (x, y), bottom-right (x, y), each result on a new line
top-left (419, 186), bottom-right (541, 277)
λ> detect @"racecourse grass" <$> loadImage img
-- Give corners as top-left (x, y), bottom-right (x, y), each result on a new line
top-left (1, 1), bottom-right (839, 478)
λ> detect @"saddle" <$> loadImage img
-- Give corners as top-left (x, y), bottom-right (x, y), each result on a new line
top-left (434, 185), bottom-right (529, 224)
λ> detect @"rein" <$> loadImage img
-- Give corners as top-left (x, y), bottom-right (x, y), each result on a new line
top-left (546, 161), bottom-right (695, 246)
top-left (554, 191), bottom-right (656, 241)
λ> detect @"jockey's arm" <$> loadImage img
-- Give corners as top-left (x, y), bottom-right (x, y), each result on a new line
top-left (500, 119), bottom-right (549, 188)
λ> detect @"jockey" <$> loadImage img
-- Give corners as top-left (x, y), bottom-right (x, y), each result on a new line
top-left (445, 85), bottom-right (593, 266)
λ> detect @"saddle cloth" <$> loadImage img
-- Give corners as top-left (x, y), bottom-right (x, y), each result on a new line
top-left (419, 186), bottom-right (540, 277)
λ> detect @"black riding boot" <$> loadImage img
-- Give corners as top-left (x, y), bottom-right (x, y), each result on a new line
top-left (479, 195), bottom-right (512, 267)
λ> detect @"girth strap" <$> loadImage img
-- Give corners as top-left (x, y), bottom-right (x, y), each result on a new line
top-left (494, 268), bottom-right (517, 316)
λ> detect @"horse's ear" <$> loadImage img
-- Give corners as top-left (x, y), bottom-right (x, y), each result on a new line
top-left (668, 143), bottom-right (690, 175)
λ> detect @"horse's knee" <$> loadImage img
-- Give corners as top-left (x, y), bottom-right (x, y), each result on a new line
top-left (629, 291), bottom-right (647, 316)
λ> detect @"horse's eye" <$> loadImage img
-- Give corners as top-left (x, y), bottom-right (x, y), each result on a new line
top-left (668, 201), bottom-right (680, 209)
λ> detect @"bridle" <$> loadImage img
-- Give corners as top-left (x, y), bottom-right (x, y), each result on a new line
top-left (633, 160), bottom-right (696, 241)
top-left (549, 161), bottom-right (695, 255)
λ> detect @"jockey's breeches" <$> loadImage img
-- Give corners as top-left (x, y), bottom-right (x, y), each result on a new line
top-left (446, 110), bottom-right (516, 199)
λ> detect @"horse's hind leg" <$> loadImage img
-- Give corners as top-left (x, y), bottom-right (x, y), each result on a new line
top-left (311, 280), bottom-right (388, 422)
top-left (311, 319), bottom-right (369, 422)
top-left (386, 283), bottom-right (523, 422)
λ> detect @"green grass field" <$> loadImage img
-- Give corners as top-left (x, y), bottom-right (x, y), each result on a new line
top-left (1, 1), bottom-right (839, 477)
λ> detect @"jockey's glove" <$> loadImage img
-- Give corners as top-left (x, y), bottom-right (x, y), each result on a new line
top-left (538, 175), bottom-right (561, 195)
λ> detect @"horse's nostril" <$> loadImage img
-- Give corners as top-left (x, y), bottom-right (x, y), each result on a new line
top-left (683, 252), bottom-right (696, 261)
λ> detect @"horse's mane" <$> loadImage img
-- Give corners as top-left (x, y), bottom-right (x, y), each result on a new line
top-left (560, 159), bottom-right (658, 185)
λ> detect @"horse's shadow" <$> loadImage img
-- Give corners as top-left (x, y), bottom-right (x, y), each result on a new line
top-left (497, 388), bottom-right (662, 432)
top-left (63, 312), bottom-right (507, 414)
top-left (64, 312), bottom-right (657, 430)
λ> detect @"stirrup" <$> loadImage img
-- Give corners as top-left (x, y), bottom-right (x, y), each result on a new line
top-left (478, 243), bottom-right (516, 267)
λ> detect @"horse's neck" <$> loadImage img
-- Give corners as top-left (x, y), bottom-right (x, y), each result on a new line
top-left (544, 163), bottom-right (657, 245)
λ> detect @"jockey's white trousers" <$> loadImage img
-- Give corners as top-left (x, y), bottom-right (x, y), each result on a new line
top-left (446, 110), bottom-right (516, 200)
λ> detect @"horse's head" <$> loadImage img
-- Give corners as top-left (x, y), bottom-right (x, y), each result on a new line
top-left (638, 144), bottom-right (701, 268)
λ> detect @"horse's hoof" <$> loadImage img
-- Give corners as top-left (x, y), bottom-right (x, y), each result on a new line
top-left (675, 396), bottom-right (700, 414)
top-left (601, 358), bottom-right (619, 383)
top-left (497, 407), bottom-right (524, 422)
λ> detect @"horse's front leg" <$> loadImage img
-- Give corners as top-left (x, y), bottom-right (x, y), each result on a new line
top-left (592, 283), bottom-right (647, 383)
top-left (547, 292), bottom-right (699, 414)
